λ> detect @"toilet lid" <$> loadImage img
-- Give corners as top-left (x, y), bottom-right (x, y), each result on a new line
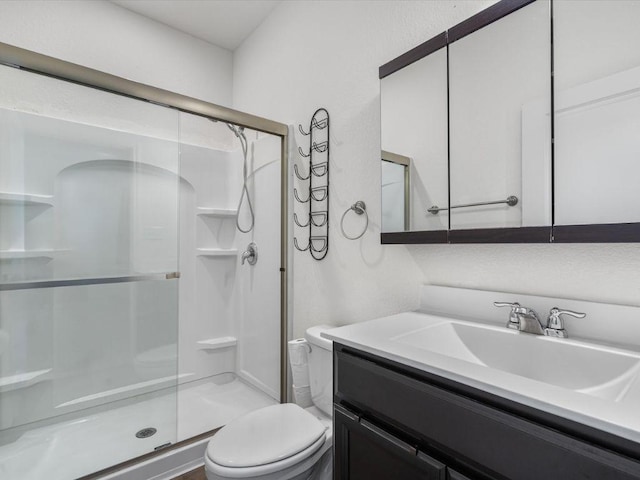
top-left (207, 403), bottom-right (326, 468)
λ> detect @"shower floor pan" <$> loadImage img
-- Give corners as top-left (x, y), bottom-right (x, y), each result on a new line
top-left (0, 375), bottom-right (276, 480)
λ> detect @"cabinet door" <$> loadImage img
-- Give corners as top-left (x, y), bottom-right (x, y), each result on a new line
top-left (448, 0), bottom-right (551, 232)
top-left (335, 347), bottom-right (640, 480)
top-left (334, 406), bottom-right (446, 480)
top-left (553, 1), bottom-right (640, 230)
top-left (448, 469), bottom-right (474, 480)
top-left (380, 45), bottom-right (448, 235)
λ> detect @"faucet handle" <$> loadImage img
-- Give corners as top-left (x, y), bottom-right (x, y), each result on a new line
top-left (494, 301), bottom-right (521, 310)
top-left (241, 242), bottom-right (258, 266)
top-left (545, 307), bottom-right (586, 338)
top-left (494, 301), bottom-right (528, 314)
top-left (494, 302), bottom-right (525, 329)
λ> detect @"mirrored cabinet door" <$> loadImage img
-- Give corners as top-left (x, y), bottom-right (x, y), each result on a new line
top-left (448, 0), bottom-right (551, 232)
top-left (554, 0), bottom-right (640, 230)
top-left (380, 47), bottom-right (448, 234)
top-left (381, 151), bottom-right (410, 232)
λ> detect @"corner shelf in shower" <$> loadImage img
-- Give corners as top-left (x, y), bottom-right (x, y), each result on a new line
top-left (196, 336), bottom-right (237, 350)
top-left (196, 207), bottom-right (237, 217)
top-left (0, 192), bottom-right (53, 207)
top-left (196, 248), bottom-right (238, 257)
top-left (0, 368), bottom-right (52, 393)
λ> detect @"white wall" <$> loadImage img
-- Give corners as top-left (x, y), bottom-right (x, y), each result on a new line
top-left (234, 0), bottom-right (640, 337)
top-left (0, 0), bottom-right (233, 106)
top-left (233, 1), bottom-right (501, 337)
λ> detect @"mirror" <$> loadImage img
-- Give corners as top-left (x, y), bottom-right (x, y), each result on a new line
top-left (448, 0), bottom-right (551, 231)
top-left (380, 47), bottom-right (448, 234)
top-left (380, 0), bottom-right (640, 243)
top-left (381, 151), bottom-right (410, 232)
top-left (554, 0), bottom-right (640, 227)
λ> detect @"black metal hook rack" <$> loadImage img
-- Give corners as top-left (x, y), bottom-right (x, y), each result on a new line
top-left (293, 108), bottom-right (329, 260)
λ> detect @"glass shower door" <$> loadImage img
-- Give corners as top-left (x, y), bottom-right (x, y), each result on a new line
top-left (0, 63), bottom-right (181, 479)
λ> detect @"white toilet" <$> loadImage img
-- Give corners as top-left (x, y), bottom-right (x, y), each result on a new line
top-left (204, 325), bottom-right (333, 480)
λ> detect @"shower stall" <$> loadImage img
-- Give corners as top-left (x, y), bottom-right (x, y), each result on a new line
top-left (0, 44), bottom-right (289, 479)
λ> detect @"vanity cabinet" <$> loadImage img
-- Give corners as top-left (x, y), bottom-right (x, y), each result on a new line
top-left (333, 344), bottom-right (640, 480)
top-left (334, 406), bottom-right (446, 480)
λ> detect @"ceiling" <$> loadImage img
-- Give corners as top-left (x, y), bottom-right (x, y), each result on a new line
top-left (111, 0), bottom-right (280, 51)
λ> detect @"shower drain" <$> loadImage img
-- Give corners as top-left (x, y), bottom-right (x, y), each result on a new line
top-left (135, 427), bottom-right (157, 439)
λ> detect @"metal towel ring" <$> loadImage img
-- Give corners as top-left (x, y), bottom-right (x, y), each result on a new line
top-left (340, 201), bottom-right (368, 240)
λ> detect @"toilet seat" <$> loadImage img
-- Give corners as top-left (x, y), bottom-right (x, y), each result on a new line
top-left (205, 404), bottom-right (328, 479)
top-left (205, 434), bottom-right (326, 479)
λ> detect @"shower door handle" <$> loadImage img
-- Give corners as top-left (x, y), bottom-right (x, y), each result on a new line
top-left (165, 272), bottom-right (181, 280)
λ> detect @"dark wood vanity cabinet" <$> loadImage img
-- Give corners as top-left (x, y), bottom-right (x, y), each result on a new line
top-left (333, 344), bottom-right (640, 480)
top-left (334, 406), bottom-right (446, 480)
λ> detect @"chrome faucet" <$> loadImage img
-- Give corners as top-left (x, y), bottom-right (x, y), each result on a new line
top-left (544, 307), bottom-right (586, 338)
top-left (241, 242), bottom-right (258, 265)
top-left (494, 302), bottom-right (545, 335)
top-left (494, 302), bottom-right (586, 338)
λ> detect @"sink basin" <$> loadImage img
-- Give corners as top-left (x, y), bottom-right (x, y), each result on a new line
top-left (392, 321), bottom-right (640, 400)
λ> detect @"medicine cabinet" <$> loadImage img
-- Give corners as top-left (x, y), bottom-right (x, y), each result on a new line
top-left (380, 0), bottom-right (640, 244)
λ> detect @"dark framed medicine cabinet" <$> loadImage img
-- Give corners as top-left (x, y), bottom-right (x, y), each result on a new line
top-left (380, 0), bottom-right (640, 244)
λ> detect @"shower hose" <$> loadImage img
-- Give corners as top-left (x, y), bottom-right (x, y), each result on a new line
top-left (227, 124), bottom-right (255, 233)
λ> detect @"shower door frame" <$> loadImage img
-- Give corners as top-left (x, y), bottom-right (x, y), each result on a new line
top-left (0, 40), bottom-right (291, 474)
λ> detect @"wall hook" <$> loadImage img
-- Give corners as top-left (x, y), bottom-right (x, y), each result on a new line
top-left (294, 237), bottom-right (310, 251)
top-left (312, 117), bottom-right (328, 130)
top-left (298, 117), bottom-right (328, 136)
top-left (294, 163), bottom-right (310, 181)
top-left (310, 236), bottom-right (328, 253)
top-left (293, 107), bottom-right (330, 261)
top-left (310, 186), bottom-right (328, 202)
top-left (298, 146), bottom-right (310, 158)
top-left (298, 124), bottom-right (311, 136)
top-left (311, 162), bottom-right (328, 177)
top-left (310, 211), bottom-right (328, 227)
top-left (311, 141), bottom-right (328, 154)
top-left (294, 188), bottom-right (310, 203)
top-left (294, 212), bottom-right (310, 227)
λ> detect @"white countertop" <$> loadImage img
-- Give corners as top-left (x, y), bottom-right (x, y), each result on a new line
top-left (323, 310), bottom-right (640, 445)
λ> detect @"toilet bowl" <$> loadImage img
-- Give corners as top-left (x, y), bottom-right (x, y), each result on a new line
top-left (204, 326), bottom-right (333, 480)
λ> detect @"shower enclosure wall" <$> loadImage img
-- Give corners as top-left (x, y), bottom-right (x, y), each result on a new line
top-left (0, 47), bottom-right (287, 480)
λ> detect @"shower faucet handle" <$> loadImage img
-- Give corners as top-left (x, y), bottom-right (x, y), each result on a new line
top-left (241, 242), bottom-right (258, 266)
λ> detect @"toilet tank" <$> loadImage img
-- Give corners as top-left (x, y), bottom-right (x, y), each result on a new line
top-left (304, 325), bottom-right (334, 417)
